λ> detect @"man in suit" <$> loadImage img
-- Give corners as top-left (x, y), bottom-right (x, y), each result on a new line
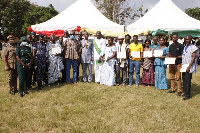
top-left (81, 31), bottom-right (94, 83)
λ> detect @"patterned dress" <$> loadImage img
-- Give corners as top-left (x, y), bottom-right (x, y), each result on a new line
top-left (141, 47), bottom-right (155, 85)
top-left (46, 41), bottom-right (64, 84)
top-left (100, 45), bottom-right (117, 86)
top-left (154, 47), bottom-right (169, 89)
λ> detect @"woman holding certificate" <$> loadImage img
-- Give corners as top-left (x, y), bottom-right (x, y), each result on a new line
top-left (154, 38), bottom-right (169, 90)
top-left (141, 39), bottom-right (155, 87)
top-left (100, 37), bottom-right (117, 86)
top-left (46, 34), bottom-right (64, 86)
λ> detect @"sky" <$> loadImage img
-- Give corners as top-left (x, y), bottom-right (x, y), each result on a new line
top-left (29, 0), bottom-right (200, 13)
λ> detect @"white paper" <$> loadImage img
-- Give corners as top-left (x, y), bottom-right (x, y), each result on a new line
top-left (143, 51), bottom-right (152, 58)
top-left (131, 51), bottom-right (140, 58)
top-left (153, 50), bottom-right (163, 57)
top-left (164, 58), bottom-right (176, 64)
top-left (117, 52), bottom-right (126, 59)
top-left (52, 47), bottom-right (61, 55)
top-left (180, 64), bottom-right (189, 72)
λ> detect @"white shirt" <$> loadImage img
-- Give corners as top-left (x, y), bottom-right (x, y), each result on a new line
top-left (93, 38), bottom-right (106, 60)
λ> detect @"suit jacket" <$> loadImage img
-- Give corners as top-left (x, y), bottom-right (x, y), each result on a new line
top-left (81, 39), bottom-right (94, 63)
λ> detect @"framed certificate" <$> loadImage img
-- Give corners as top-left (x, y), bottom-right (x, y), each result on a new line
top-left (131, 51), bottom-right (140, 58)
top-left (180, 64), bottom-right (189, 72)
top-left (117, 52), bottom-right (126, 59)
top-left (52, 47), bottom-right (61, 55)
top-left (153, 50), bottom-right (163, 57)
top-left (164, 58), bottom-right (176, 64)
top-left (143, 51), bottom-right (152, 58)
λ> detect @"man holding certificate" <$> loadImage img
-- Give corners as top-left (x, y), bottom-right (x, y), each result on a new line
top-left (167, 33), bottom-right (184, 96)
top-left (115, 36), bottom-right (128, 86)
top-left (181, 35), bottom-right (198, 100)
top-left (128, 35), bottom-right (143, 86)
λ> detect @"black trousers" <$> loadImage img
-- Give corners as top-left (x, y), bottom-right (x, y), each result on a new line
top-left (182, 72), bottom-right (192, 98)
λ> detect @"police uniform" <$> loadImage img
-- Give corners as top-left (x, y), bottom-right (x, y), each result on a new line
top-left (33, 40), bottom-right (46, 89)
top-left (16, 41), bottom-right (32, 97)
top-left (3, 43), bottom-right (17, 94)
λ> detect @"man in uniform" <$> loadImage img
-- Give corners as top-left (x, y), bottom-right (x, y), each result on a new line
top-left (33, 34), bottom-right (46, 90)
top-left (3, 35), bottom-right (18, 95)
top-left (16, 36), bottom-right (33, 97)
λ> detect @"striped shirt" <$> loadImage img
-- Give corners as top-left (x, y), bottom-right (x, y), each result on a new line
top-left (182, 44), bottom-right (198, 73)
top-left (115, 42), bottom-right (128, 65)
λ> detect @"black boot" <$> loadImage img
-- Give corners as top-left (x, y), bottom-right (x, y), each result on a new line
top-left (20, 93), bottom-right (23, 97)
top-left (38, 81), bottom-right (42, 90)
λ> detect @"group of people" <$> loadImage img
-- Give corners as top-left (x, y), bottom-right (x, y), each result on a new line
top-left (2, 30), bottom-right (199, 100)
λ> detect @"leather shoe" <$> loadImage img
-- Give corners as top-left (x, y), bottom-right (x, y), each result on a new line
top-left (183, 97), bottom-right (190, 100)
top-left (177, 92), bottom-right (182, 96)
top-left (24, 91), bottom-right (29, 94)
top-left (20, 93), bottom-right (23, 97)
top-left (167, 90), bottom-right (175, 93)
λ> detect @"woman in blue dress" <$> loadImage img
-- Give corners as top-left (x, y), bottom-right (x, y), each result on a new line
top-left (154, 38), bottom-right (169, 90)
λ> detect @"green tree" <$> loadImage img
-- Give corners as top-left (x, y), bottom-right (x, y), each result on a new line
top-left (0, 0), bottom-right (30, 37)
top-left (0, 0), bottom-right (58, 38)
top-left (185, 7), bottom-right (200, 21)
top-left (94, 0), bottom-right (148, 25)
top-left (22, 4), bottom-right (58, 35)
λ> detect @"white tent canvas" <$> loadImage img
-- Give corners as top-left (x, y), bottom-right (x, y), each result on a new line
top-left (31, 0), bottom-right (124, 36)
top-left (126, 0), bottom-right (200, 36)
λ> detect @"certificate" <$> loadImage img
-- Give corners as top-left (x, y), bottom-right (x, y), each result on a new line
top-left (52, 47), bottom-right (61, 55)
top-left (164, 58), bottom-right (176, 64)
top-left (153, 50), bottom-right (163, 57)
top-left (180, 64), bottom-right (189, 72)
top-left (143, 51), bottom-right (152, 58)
top-left (117, 52), bottom-right (126, 59)
top-left (131, 51), bottom-right (140, 58)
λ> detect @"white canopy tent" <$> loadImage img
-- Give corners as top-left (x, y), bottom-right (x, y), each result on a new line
top-left (31, 0), bottom-right (124, 37)
top-left (126, 0), bottom-right (200, 37)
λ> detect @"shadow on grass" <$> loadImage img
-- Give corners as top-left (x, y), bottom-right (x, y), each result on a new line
top-left (166, 79), bottom-right (200, 98)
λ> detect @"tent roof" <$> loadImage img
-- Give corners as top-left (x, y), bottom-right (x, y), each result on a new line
top-left (126, 0), bottom-right (200, 36)
top-left (31, 0), bottom-right (124, 37)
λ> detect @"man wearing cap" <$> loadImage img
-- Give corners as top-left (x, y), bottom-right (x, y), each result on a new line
top-left (33, 34), bottom-right (47, 90)
top-left (3, 35), bottom-right (18, 95)
top-left (16, 36), bottom-right (33, 97)
top-left (93, 31), bottom-right (106, 83)
top-left (115, 36), bottom-right (128, 86)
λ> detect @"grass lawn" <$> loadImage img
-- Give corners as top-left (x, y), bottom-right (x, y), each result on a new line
top-left (0, 57), bottom-right (200, 133)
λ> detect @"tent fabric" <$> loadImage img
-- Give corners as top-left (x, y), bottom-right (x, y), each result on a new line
top-left (31, 0), bottom-right (124, 37)
top-left (126, 0), bottom-right (200, 36)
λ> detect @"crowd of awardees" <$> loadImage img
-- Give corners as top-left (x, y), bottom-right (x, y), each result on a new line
top-left (1, 31), bottom-right (199, 100)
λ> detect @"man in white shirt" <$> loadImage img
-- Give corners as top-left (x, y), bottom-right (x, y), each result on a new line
top-left (182, 35), bottom-right (198, 100)
top-left (93, 31), bottom-right (106, 83)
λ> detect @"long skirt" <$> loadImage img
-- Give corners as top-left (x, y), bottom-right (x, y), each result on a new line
top-left (100, 61), bottom-right (116, 86)
top-left (141, 63), bottom-right (155, 85)
top-left (155, 65), bottom-right (168, 89)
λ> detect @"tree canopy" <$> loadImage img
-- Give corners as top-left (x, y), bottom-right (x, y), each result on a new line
top-left (185, 7), bottom-right (200, 21)
top-left (94, 0), bottom-right (148, 25)
top-left (0, 0), bottom-right (58, 38)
